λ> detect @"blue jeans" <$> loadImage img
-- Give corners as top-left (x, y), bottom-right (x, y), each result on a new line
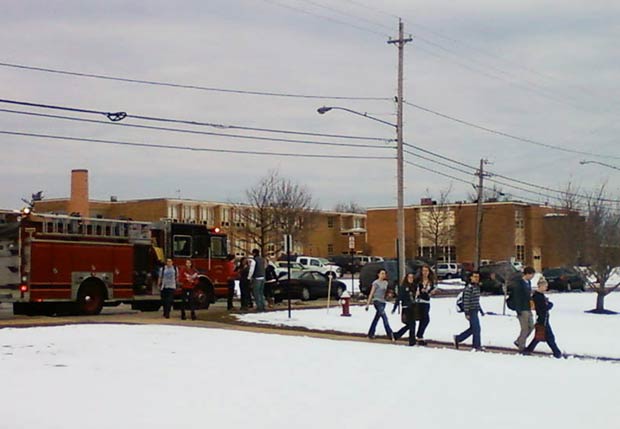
top-left (526, 323), bottom-right (562, 358)
top-left (368, 301), bottom-right (393, 339)
top-left (252, 278), bottom-right (266, 311)
top-left (455, 310), bottom-right (481, 349)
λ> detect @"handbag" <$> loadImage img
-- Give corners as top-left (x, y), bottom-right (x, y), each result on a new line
top-left (534, 323), bottom-right (546, 341)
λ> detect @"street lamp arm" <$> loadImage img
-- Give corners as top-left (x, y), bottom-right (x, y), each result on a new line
top-left (317, 106), bottom-right (397, 128)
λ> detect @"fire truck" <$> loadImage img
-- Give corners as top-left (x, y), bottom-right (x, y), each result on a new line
top-left (0, 209), bottom-right (236, 315)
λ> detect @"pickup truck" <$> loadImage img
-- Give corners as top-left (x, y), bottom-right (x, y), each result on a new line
top-left (295, 256), bottom-right (342, 278)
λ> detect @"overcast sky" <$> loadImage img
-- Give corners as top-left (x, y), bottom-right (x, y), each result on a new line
top-left (1, 0), bottom-right (619, 211)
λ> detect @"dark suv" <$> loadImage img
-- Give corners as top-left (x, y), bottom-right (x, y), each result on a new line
top-left (479, 261), bottom-right (519, 294)
top-left (542, 267), bottom-right (586, 291)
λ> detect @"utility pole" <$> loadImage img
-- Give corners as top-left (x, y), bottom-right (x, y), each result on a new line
top-left (474, 159), bottom-right (489, 270)
top-left (388, 19), bottom-right (412, 282)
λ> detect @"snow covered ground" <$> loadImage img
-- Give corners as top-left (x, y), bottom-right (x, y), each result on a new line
top-left (239, 291), bottom-right (620, 358)
top-left (0, 324), bottom-right (617, 429)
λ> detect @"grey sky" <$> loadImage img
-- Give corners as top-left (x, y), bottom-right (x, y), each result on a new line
top-left (1, 0), bottom-right (619, 210)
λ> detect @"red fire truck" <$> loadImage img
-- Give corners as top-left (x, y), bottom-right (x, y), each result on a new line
top-left (0, 210), bottom-right (236, 315)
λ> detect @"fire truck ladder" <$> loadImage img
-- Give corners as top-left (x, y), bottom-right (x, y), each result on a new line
top-left (37, 213), bottom-right (152, 244)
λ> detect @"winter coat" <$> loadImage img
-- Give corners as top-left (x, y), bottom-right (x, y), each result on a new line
top-left (532, 290), bottom-right (554, 325)
top-left (511, 276), bottom-right (532, 312)
top-left (462, 282), bottom-right (482, 313)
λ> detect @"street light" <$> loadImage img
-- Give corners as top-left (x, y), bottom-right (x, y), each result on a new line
top-left (317, 105), bottom-right (406, 285)
top-left (580, 160), bottom-right (620, 172)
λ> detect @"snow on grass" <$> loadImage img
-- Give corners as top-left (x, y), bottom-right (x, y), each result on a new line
top-left (239, 292), bottom-right (620, 358)
top-left (0, 324), bottom-right (617, 429)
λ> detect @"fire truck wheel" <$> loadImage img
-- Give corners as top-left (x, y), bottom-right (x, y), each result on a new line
top-left (77, 281), bottom-right (106, 315)
top-left (193, 280), bottom-right (214, 310)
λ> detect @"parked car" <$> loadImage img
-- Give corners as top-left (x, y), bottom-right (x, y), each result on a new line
top-left (329, 254), bottom-right (359, 274)
top-left (434, 262), bottom-right (461, 279)
top-left (479, 261), bottom-right (518, 294)
top-left (542, 267), bottom-right (586, 291)
top-left (359, 259), bottom-right (426, 295)
top-left (272, 261), bottom-right (306, 278)
top-left (296, 256), bottom-right (342, 278)
top-left (272, 270), bottom-right (346, 301)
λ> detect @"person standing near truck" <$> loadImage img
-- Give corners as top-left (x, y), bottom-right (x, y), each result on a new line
top-left (248, 248), bottom-right (266, 312)
top-left (158, 258), bottom-right (178, 319)
top-left (179, 259), bottom-right (198, 320)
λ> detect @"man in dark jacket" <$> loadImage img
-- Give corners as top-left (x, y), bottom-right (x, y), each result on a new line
top-left (512, 266), bottom-right (535, 352)
top-left (248, 248), bottom-right (266, 312)
top-left (453, 271), bottom-right (485, 351)
top-left (525, 277), bottom-right (562, 358)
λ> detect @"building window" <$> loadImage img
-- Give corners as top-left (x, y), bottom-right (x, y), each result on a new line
top-left (516, 245), bottom-right (525, 261)
top-left (168, 204), bottom-right (179, 220)
top-left (222, 208), bottom-right (230, 222)
top-left (327, 244), bottom-right (334, 256)
top-left (515, 209), bottom-right (524, 229)
top-left (327, 216), bottom-right (335, 228)
top-left (353, 217), bottom-right (364, 229)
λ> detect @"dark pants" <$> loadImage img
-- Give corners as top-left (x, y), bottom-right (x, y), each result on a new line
top-left (160, 288), bottom-right (175, 318)
top-left (180, 288), bottom-right (195, 318)
top-left (455, 310), bottom-right (481, 349)
top-left (368, 301), bottom-right (393, 339)
top-left (526, 323), bottom-right (562, 358)
top-left (416, 303), bottom-right (430, 339)
top-left (227, 280), bottom-right (235, 310)
top-left (394, 306), bottom-right (417, 346)
top-left (240, 279), bottom-right (253, 309)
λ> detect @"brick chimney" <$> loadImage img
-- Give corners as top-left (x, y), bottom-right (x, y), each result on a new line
top-left (67, 169), bottom-right (90, 217)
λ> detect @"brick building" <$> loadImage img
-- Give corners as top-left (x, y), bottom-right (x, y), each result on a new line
top-left (367, 200), bottom-right (582, 271)
top-left (34, 170), bottom-right (367, 258)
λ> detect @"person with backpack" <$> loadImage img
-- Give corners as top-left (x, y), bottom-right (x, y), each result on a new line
top-left (179, 259), bottom-right (198, 320)
top-left (157, 258), bottom-right (178, 319)
top-left (264, 256), bottom-right (278, 309)
top-left (511, 266), bottom-right (536, 352)
top-left (392, 272), bottom-right (417, 346)
top-left (453, 271), bottom-right (485, 351)
top-left (365, 269), bottom-right (395, 341)
top-left (413, 264), bottom-right (436, 345)
top-left (525, 277), bottom-right (563, 358)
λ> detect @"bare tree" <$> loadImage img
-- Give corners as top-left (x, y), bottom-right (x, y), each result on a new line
top-left (467, 184), bottom-right (511, 203)
top-left (582, 183), bottom-right (620, 313)
top-left (418, 187), bottom-right (455, 263)
top-left (333, 201), bottom-right (365, 214)
top-left (233, 171), bottom-right (279, 256)
top-left (272, 175), bottom-right (318, 252)
top-left (554, 180), bottom-right (586, 266)
top-left (234, 171), bottom-right (317, 256)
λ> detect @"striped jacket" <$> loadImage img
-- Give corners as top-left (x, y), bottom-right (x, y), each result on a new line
top-left (462, 282), bottom-right (482, 313)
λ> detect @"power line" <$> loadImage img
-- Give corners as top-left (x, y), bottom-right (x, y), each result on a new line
top-left (404, 101), bottom-right (620, 160)
top-left (0, 61), bottom-right (391, 101)
top-left (0, 130), bottom-right (395, 160)
top-left (0, 98), bottom-right (393, 143)
top-left (296, 0), bottom-right (393, 33)
top-left (261, 0), bottom-right (390, 37)
top-left (0, 108), bottom-right (394, 150)
top-left (404, 159), bottom-right (474, 186)
top-left (404, 141), bottom-right (620, 204)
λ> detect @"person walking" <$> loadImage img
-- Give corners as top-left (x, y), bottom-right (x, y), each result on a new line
top-left (525, 277), bottom-right (563, 358)
top-left (413, 264), bottom-right (436, 345)
top-left (179, 259), bottom-right (198, 320)
top-left (264, 257), bottom-right (278, 309)
top-left (512, 266), bottom-right (536, 352)
top-left (365, 269), bottom-right (395, 341)
top-left (392, 272), bottom-right (417, 346)
top-left (157, 258), bottom-right (178, 319)
top-left (453, 271), bottom-right (485, 351)
top-left (248, 248), bottom-right (266, 312)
